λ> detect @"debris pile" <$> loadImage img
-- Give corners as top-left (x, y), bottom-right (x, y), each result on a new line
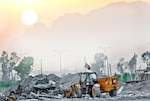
top-left (2, 74), bottom-right (61, 101)
top-left (58, 73), bottom-right (80, 90)
top-left (124, 80), bottom-right (150, 91)
top-left (2, 72), bottom-right (150, 101)
top-left (1, 73), bottom-right (81, 100)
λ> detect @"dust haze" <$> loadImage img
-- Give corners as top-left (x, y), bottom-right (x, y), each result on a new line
top-left (9, 1), bottom-right (150, 73)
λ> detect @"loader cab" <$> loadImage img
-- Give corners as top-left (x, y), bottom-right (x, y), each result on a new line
top-left (75, 72), bottom-right (101, 97)
top-left (80, 72), bottom-right (97, 84)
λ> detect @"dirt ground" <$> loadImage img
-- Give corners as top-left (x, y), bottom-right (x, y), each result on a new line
top-left (17, 91), bottom-right (150, 101)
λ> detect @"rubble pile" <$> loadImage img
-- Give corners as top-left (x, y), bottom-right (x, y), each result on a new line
top-left (124, 80), bottom-right (150, 91)
top-left (4, 76), bottom-right (35, 97)
top-left (2, 74), bottom-right (61, 100)
top-left (47, 74), bottom-right (60, 81)
top-left (58, 73), bottom-right (80, 90)
top-left (2, 72), bottom-right (150, 101)
top-left (1, 73), bottom-right (82, 100)
top-left (35, 74), bottom-right (60, 82)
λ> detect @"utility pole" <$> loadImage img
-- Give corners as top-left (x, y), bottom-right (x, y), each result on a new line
top-left (84, 56), bottom-right (86, 72)
top-left (99, 47), bottom-right (111, 55)
top-left (59, 51), bottom-right (61, 77)
top-left (40, 59), bottom-right (43, 75)
top-left (54, 50), bottom-right (65, 77)
top-left (75, 64), bottom-right (77, 73)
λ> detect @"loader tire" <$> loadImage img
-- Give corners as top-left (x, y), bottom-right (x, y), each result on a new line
top-left (73, 86), bottom-right (82, 98)
top-left (92, 86), bottom-right (101, 98)
top-left (62, 91), bottom-right (66, 98)
top-left (109, 88), bottom-right (117, 97)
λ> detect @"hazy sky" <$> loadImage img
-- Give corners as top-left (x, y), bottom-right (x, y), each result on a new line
top-left (1, 0), bottom-right (150, 74)
top-left (0, 0), bottom-right (149, 49)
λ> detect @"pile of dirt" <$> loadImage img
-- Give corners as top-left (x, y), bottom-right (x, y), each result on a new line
top-left (124, 80), bottom-right (150, 91)
top-left (118, 81), bottom-right (126, 87)
top-left (35, 74), bottom-right (60, 82)
top-left (2, 74), bottom-right (60, 100)
top-left (4, 76), bottom-right (35, 97)
top-left (57, 73), bottom-right (80, 90)
top-left (47, 74), bottom-right (60, 81)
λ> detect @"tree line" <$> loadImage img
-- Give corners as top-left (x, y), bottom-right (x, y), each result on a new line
top-left (91, 51), bottom-right (150, 81)
top-left (0, 51), bottom-right (34, 81)
top-left (1, 50), bottom-right (149, 82)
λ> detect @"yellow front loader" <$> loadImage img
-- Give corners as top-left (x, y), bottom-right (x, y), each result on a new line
top-left (63, 72), bottom-right (101, 98)
top-left (63, 72), bottom-right (118, 98)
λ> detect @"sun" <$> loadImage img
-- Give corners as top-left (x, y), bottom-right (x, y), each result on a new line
top-left (21, 9), bottom-right (38, 25)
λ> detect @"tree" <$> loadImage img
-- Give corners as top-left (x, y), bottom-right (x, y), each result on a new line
top-left (117, 58), bottom-right (125, 74)
top-left (91, 53), bottom-right (106, 76)
top-left (128, 53), bottom-right (137, 80)
top-left (14, 56), bottom-right (34, 80)
top-left (141, 51), bottom-right (150, 65)
top-left (0, 51), bottom-right (9, 81)
top-left (0, 51), bottom-right (20, 81)
top-left (141, 51), bottom-right (150, 72)
top-left (116, 58), bottom-right (131, 81)
top-left (9, 52), bottom-right (20, 80)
